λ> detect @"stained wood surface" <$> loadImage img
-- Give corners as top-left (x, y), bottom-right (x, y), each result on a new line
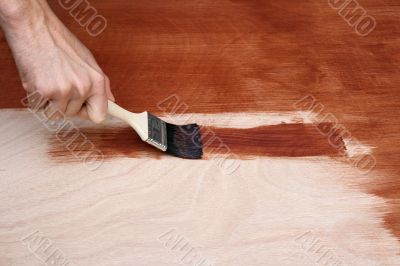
top-left (0, 1), bottom-right (399, 265)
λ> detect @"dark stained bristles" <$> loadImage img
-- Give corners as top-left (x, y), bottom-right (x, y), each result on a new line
top-left (166, 123), bottom-right (203, 159)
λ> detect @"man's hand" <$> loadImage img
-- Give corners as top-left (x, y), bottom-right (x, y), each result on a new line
top-left (0, 0), bottom-right (115, 123)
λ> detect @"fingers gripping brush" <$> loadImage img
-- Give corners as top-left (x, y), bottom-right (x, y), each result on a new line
top-left (107, 101), bottom-right (203, 159)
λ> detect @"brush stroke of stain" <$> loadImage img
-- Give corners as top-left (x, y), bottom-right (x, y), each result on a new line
top-left (47, 122), bottom-right (346, 162)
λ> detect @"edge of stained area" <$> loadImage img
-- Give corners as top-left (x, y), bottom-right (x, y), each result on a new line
top-left (47, 122), bottom-right (346, 162)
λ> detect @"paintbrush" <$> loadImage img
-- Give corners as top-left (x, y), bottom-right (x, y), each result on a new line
top-left (107, 101), bottom-right (203, 159)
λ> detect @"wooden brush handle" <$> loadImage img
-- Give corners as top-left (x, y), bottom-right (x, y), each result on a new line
top-left (107, 100), bottom-right (132, 124)
top-left (107, 100), bottom-right (149, 141)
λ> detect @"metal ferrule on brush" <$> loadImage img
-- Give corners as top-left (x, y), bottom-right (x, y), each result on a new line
top-left (107, 101), bottom-right (202, 158)
top-left (146, 113), bottom-right (168, 151)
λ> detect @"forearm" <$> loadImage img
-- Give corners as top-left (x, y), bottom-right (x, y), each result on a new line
top-left (0, 0), bottom-right (114, 123)
top-left (0, 0), bottom-right (48, 35)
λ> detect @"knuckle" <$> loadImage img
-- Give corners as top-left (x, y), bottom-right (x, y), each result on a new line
top-left (58, 86), bottom-right (71, 98)
top-left (92, 72), bottom-right (106, 88)
top-left (35, 78), bottom-right (72, 99)
top-left (93, 115), bottom-right (106, 124)
top-left (76, 81), bottom-right (91, 98)
top-left (37, 86), bottom-right (53, 98)
top-left (91, 110), bottom-right (107, 124)
top-left (22, 82), bottom-right (31, 91)
top-left (35, 79), bottom-right (50, 92)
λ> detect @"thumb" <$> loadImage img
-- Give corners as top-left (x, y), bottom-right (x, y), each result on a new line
top-left (105, 76), bottom-right (115, 102)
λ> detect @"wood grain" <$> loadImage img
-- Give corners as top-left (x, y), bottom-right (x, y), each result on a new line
top-left (0, 0), bottom-right (399, 265)
top-left (47, 122), bottom-right (346, 161)
top-left (0, 111), bottom-right (399, 266)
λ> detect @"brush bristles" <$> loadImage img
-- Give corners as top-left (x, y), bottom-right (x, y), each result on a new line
top-left (166, 123), bottom-right (203, 159)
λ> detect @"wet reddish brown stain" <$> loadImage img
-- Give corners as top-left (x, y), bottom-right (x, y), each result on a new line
top-left (0, 0), bottom-right (399, 241)
top-left (48, 122), bottom-right (345, 162)
top-left (201, 123), bottom-right (346, 158)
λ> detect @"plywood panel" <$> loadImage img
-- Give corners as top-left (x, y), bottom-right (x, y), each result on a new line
top-left (0, 0), bottom-right (399, 265)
